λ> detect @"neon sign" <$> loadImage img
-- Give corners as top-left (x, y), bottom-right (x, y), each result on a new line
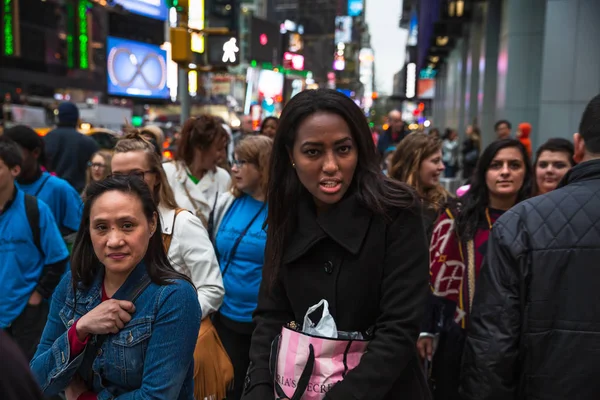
top-left (78, 0), bottom-right (89, 69)
top-left (3, 0), bottom-right (14, 56)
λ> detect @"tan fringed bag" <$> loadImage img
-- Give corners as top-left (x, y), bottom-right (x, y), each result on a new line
top-left (193, 317), bottom-right (234, 400)
top-left (163, 209), bottom-right (234, 400)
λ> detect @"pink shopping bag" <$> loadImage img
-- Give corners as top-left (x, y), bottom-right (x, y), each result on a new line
top-left (270, 325), bottom-right (370, 400)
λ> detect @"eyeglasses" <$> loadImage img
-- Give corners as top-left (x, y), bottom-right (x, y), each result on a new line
top-left (88, 162), bottom-right (106, 169)
top-left (108, 170), bottom-right (155, 180)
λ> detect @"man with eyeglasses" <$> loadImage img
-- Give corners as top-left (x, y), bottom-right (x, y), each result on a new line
top-left (5, 125), bottom-right (83, 253)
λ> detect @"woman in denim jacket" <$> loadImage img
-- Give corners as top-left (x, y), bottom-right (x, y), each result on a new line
top-left (30, 176), bottom-right (201, 400)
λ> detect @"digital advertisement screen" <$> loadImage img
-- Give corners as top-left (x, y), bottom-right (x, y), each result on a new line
top-left (348, 0), bottom-right (364, 16)
top-left (113, 0), bottom-right (168, 21)
top-left (107, 36), bottom-right (169, 99)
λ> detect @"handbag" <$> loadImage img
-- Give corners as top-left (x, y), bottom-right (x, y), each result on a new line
top-left (78, 274), bottom-right (152, 386)
top-left (269, 302), bottom-right (370, 400)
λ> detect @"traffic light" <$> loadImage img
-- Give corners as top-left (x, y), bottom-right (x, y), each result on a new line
top-left (205, 0), bottom-right (238, 33)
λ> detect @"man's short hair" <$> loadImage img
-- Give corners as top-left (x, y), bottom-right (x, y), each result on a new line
top-left (494, 120), bottom-right (512, 130)
top-left (0, 136), bottom-right (23, 168)
top-left (579, 94), bottom-right (600, 154)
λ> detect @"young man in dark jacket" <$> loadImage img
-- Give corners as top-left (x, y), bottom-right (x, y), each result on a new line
top-left (44, 102), bottom-right (98, 192)
top-left (461, 94), bottom-right (600, 400)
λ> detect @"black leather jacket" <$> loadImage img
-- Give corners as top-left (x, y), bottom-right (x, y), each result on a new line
top-left (461, 159), bottom-right (600, 400)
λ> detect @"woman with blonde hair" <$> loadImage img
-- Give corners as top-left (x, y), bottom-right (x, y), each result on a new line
top-left (389, 132), bottom-right (449, 237)
top-left (111, 131), bottom-right (232, 400)
top-left (212, 135), bottom-right (272, 400)
top-left (85, 150), bottom-right (112, 187)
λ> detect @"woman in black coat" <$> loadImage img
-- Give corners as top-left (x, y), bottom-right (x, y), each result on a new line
top-left (241, 89), bottom-right (431, 400)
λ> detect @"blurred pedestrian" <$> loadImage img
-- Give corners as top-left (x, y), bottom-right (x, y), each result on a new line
top-left (429, 127), bottom-right (441, 139)
top-left (389, 133), bottom-right (448, 238)
top-left (212, 135), bottom-right (272, 400)
top-left (259, 116), bottom-right (278, 139)
top-left (44, 102), bottom-right (99, 192)
top-left (140, 125), bottom-right (165, 158)
top-left (242, 89), bottom-right (430, 400)
top-left (163, 115), bottom-right (231, 228)
top-left (494, 119), bottom-right (512, 140)
top-left (461, 125), bottom-right (481, 181)
top-left (532, 138), bottom-right (575, 196)
top-left (85, 150), bottom-right (112, 187)
top-left (420, 139), bottom-right (531, 400)
top-left (5, 125), bottom-right (83, 250)
top-left (30, 176), bottom-right (200, 399)
top-left (0, 136), bottom-right (69, 360)
top-left (461, 94), bottom-right (600, 400)
top-left (111, 131), bottom-right (230, 400)
top-left (516, 122), bottom-right (532, 159)
top-left (442, 129), bottom-right (460, 178)
top-left (377, 109), bottom-right (408, 156)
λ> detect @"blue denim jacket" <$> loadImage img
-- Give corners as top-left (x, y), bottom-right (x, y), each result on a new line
top-left (30, 262), bottom-right (201, 399)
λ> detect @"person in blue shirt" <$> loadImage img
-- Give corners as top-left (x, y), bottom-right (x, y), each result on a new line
top-left (5, 125), bottom-right (83, 250)
top-left (212, 135), bottom-right (272, 400)
top-left (0, 136), bottom-right (69, 360)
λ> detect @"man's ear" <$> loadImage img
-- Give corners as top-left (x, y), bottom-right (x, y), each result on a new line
top-left (10, 165), bottom-right (21, 179)
top-left (32, 147), bottom-right (41, 161)
top-left (573, 133), bottom-right (585, 164)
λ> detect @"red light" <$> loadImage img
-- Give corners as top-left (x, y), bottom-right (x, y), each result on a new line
top-left (418, 102), bottom-right (425, 111)
top-left (283, 52), bottom-right (304, 71)
top-left (260, 34), bottom-right (268, 46)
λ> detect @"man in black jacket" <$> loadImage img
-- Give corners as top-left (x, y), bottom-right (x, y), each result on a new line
top-left (44, 102), bottom-right (98, 192)
top-left (461, 94), bottom-right (600, 400)
top-left (377, 110), bottom-right (407, 156)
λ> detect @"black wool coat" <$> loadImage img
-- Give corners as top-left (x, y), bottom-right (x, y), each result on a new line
top-left (242, 192), bottom-right (432, 400)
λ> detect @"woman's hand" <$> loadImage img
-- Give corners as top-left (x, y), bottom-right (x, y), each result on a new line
top-left (65, 375), bottom-right (88, 400)
top-left (76, 299), bottom-right (136, 340)
top-left (417, 336), bottom-right (434, 361)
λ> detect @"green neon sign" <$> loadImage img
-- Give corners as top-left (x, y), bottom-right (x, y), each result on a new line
top-left (3, 0), bottom-right (14, 56)
top-left (78, 0), bottom-right (89, 69)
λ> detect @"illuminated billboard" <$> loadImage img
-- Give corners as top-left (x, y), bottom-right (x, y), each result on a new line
top-left (113, 0), bottom-right (168, 21)
top-left (107, 36), bottom-right (169, 99)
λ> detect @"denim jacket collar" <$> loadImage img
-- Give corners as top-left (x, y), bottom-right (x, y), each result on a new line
top-left (76, 262), bottom-right (149, 311)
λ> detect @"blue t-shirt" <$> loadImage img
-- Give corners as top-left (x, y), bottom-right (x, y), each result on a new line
top-left (0, 189), bottom-right (69, 327)
top-left (17, 172), bottom-right (83, 233)
top-left (215, 195), bottom-right (267, 323)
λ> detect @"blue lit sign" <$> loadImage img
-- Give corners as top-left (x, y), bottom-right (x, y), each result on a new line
top-left (107, 36), bottom-right (169, 99)
top-left (113, 0), bottom-right (168, 21)
top-left (348, 0), bottom-right (363, 16)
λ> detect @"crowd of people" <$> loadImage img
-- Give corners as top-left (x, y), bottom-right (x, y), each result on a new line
top-left (1, 89), bottom-right (600, 400)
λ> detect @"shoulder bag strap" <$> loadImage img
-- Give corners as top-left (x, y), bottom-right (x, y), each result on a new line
top-left (80, 274), bottom-right (152, 386)
top-left (162, 208), bottom-right (187, 253)
top-left (206, 190), bottom-right (219, 239)
top-left (33, 174), bottom-right (52, 197)
top-left (221, 202), bottom-right (266, 278)
top-left (24, 194), bottom-right (43, 257)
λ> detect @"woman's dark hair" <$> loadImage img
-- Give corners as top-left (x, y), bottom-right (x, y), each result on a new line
top-left (259, 116), bottom-right (279, 133)
top-left (176, 115), bottom-right (228, 166)
top-left (264, 89), bottom-right (417, 287)
top-left (455, 138), bottom-right (532, 241)
top-left (71, 176), bottom-right (193, 293)
top-left (531, 138), bottom-right (575, 196)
